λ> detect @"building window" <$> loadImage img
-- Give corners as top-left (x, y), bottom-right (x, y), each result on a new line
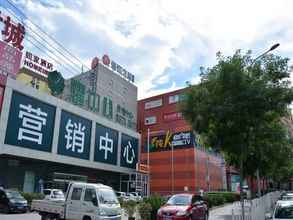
top-left (169, 94), bottom-right (179, 104)
top-left (102, 97), bottom-right (113, 119)
top-left (145, 116), bottom-right (156, 125)
top-left (144, 99), bottom-right (162, 109)
top-left (123, 87), bottom-right (127, 95)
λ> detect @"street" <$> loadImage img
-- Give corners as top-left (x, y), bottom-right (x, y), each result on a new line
top-left (0, 204), bottom-right (234, 220)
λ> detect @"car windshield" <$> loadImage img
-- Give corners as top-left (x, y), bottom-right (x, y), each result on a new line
top-left (98, 188), bottom-right (119, 204)
top-left (167, 195), bottom-right (192, 206)
top-left (5, 191), bottom-right (23, 199)
top-left (43, 190), bottom-right (51, 195)
top-left (281, 196), bottom-right (293, 201)
top-left (275, 204), bottom-right (293, 219)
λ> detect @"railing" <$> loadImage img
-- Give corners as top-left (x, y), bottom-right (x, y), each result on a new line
top-left (232, 191), bottom-right (280, 220)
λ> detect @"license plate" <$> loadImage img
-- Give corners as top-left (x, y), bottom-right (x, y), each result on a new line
top-left (163, 216), bottom-right (172, 220)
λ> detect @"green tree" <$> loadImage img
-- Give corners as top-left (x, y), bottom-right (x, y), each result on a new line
top-left (181, 50), bottom-right (293, 216)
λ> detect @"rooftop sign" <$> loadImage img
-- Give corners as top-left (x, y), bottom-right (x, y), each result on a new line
top-left (101, 54), bottom-right (135, 83)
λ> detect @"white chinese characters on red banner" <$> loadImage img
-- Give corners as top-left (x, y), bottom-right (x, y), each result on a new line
top-left (23, 51), bottom-right (53, 77)
top-left (0, 11), bottom-right (25, 51)
top-left (0, 40), bottom-right (22, 79)
top-left (163, 112), bottom-right (183, 122)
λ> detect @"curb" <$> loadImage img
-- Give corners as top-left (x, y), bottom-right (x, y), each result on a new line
top-left (210, 203), bottom-right (233, 211)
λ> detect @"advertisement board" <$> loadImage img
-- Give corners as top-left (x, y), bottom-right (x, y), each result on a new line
top-left (5, 91), bottom-right (56, 152)
top-left (57, 110), bottom-right (92, 160)
top-left (120, 134), bottom-right (138, 169)
top-left (150, 130), bottom-right (194, 151)
top-left (94, 123), bottom-right (118, 165)
top-left (0, 40), bottom-right (22, 79)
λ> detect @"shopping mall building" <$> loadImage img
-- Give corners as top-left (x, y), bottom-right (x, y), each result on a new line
top-left (0, 48), bottom-right (147, 194)
top-left (137, 89), bottom-right (228, 195)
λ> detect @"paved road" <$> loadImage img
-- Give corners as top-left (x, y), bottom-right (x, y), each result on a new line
top-left (0, 212), bottom-right (130, 220)
top-left (0, 204), bottom-right (233, 220)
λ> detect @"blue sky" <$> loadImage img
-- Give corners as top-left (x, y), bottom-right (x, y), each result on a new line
top-left (1, 0), bottom-right (293, 99)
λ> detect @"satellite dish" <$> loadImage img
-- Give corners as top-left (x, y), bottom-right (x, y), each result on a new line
top-left (48, 70), bottom-right (65, 96)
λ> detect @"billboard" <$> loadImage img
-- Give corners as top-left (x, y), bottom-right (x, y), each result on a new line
top-left (150, 130), bottom-right (194, 152)
top-left (0, 40), bottom-right (22, 79)
top-left (94, 123), bottom-right (118, 165)
top-left (120, 134), bottom-right (138, 169)
top-left (5, 91), bottom-right (56, 152)
top-left (57, 110), bottom-right (92, 160)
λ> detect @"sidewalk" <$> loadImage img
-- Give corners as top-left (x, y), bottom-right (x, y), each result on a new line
top-left (209, 203), bottom-right (233, 220)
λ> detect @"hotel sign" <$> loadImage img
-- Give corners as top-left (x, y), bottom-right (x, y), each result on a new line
top-left (23, 51), bottom-right (53, 77)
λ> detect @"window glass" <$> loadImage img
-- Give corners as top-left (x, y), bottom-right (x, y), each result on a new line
top-left (71, 188), bottom-right (82, 200)
top-left (98, 188), bottom-right (119, 204)
top-left (84, 188), bottom-right (96, 202)
top-left (167, 195), bottom-right (192, 206)
top-left (275, 204), bottom-right (293, 219)
top-left (43, 190), bottom-right (51, 195)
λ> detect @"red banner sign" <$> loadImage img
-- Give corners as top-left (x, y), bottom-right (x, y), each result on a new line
top-left (163, 112), bottom-right (183, 122)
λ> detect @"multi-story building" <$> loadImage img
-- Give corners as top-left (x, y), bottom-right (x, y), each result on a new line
top-left (138, 89), bottom-right (226, 195)
top-left (0, 55), bottom-right (146, 195)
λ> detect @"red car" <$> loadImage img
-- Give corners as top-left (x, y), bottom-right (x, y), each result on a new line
top-left (157, 193), bottom-right (209, 220)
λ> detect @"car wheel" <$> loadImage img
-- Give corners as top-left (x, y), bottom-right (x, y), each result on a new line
top-left (204, 211), bottom-right (209, 220)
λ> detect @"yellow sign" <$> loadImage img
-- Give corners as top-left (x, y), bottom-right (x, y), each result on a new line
top-left (16, 70), bottom-right (51, 94)
top-left (151, 131), bottom-right (173, 149)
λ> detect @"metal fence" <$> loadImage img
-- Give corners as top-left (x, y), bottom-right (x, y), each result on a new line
top-left (232, 191), bottom-right (280, 220)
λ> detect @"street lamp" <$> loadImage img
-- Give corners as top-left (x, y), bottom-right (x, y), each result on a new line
top-left (253, 43), bottom-right (280, 62)
top-left (252, 43), bottom-right (280, 198)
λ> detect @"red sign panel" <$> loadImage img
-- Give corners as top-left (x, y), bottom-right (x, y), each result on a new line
top-left (0, 11), bottom-right (25, 51)
top-left (0, 40), bottom-right (22, 79)
top-left (0, 86), bottom-right (5, 112)
top-left (163, 112), bottom-right (183, 122)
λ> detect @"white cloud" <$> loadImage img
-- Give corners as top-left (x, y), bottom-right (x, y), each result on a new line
top-left (5, 0), bottom-right (293, 99)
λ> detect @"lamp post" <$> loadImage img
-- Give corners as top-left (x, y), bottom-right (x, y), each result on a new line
top-left (253, 43), bottom-right (280, 199)
top-left (238, 43), bottom-right (280, 220)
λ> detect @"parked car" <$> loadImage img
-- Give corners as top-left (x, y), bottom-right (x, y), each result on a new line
top-left (32, 182), bottom-right (122, 220)
top-left (157, 193), bottom-right (209, 220)
top-left (129, 192), bottom-right (142, 202)
top-left (116, 191), bottom-right (129, 202)
top-left (279, 191), bottom-right (293, 201)
top-left (265, 200), bottom-right (293, 219)
top-left (43, 189), bottom-right (65, 201)
top-left (0, 188), bottom-right (28, 213)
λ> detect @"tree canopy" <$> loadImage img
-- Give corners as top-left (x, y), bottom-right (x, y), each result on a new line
top-left (181, 50), bottom-right (293, 180)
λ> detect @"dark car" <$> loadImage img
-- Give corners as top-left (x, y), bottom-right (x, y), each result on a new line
top-left (157, 193), bottom-right (209, 220)
top-left (0, 189), bottom-right (28, 213)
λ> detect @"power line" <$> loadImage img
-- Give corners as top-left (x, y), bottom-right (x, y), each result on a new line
top-left (4, 0), bottom-right (90, 72)
top-left (26, 36), bottom-right (78, 77)
top-left (1, 4), bottom-right (84, 75)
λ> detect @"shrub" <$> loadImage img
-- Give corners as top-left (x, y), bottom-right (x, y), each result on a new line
top-left (204, 192), bottom-right (239, 208)
top-left (138, 202), bottom-right (152, 220)
top-left (20, 192), bottom-right (45, 205)
top-left (144, 194), bottom-right (166, 220)
top-left (123, 200), bottom-right (137, 218)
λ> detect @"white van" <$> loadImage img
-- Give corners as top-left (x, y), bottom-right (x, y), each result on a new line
top-left (32, 182), bottom-right (122, 220)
